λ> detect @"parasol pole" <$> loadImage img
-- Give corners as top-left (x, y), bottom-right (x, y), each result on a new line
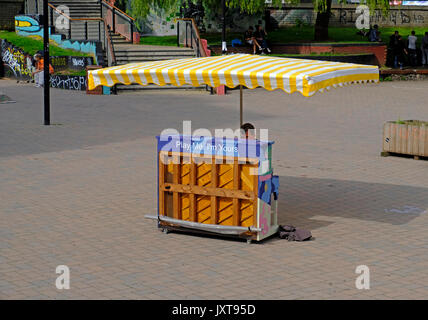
top-left (240, 85), bottom-right (243, 127)
top-left (43, 0), bottom-right (50, 125)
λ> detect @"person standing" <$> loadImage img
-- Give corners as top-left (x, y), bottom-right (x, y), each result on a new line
top-left (396, 36), bottom-right (407, 69)
top-left (390, 32), bottom-right (406, 69)
top-left (389, 31), bottom-right (399, 68)
top-left (407, 31), bottom-right (418, 67)
top-left (422, 32), bottom-right (428, 66)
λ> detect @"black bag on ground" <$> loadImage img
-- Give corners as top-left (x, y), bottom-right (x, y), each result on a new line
top-left (278, 225), bottom-right (312, 241)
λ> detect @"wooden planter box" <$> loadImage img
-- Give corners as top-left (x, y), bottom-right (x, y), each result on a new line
top-left (382, 120), bottom-right (428, 159)
top-left (86, 66), bottom-right (103, 95)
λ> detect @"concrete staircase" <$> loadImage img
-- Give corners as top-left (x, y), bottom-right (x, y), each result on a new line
top-left (45, 0), bottom-right (202, 91)
top-left (114, 44), bottom-right (202, 92)
top-left (114, 44), bottom-right (195, 65)
top-left (50, 0), bottom-right (101, 18)
top-left (49, 0), bottom-right (102, 41)
top-left (111, 33), bottom-right (129, 45)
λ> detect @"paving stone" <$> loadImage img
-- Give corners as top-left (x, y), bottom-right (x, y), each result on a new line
top-left (0, 80), bottom-right (427, 299)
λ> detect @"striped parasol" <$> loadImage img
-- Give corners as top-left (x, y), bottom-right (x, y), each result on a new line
top-left (88, 54), bottom-right (379, 124)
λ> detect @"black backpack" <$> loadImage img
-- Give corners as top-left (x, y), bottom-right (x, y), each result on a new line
top-left (278, 225), bottom-right (312, 241)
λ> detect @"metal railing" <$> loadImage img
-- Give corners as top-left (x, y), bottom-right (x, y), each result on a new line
top-left (101, 0), bottom-right (135, 43)
top-left (177, 18), bottom-right (208, 58)
top-left (104, 20), bottom-right (117, 67)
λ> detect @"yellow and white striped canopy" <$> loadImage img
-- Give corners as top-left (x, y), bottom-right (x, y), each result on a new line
top-left (88, 54), bottom-right (379, 96)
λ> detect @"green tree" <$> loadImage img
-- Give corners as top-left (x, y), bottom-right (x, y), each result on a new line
top-left (115, 0), bottom-right (128, 11)
top-left (129, 0), bottom-right (286, 17)
top-left (129, 0), bottom-right (390, 41)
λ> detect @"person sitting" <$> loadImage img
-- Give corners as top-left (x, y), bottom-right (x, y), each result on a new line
top-left (254, 25), bottom-right (271, 54)
top-left (369, 25), bottom-right (381, 42)
top-left (240, 122), bottom-right (256, 140)
top-left (32, 54), bottom-right (44, 88)
top-left (32, 54), bottom-right (54, 88)
top-left (244, 26), bottom-right (262, 55)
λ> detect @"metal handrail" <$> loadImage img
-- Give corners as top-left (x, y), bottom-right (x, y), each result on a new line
top-left (176, 18), bottom-right (207, 58)
top-left (100, 0), bottom-right (135, 43)
top-left (100, 0), bottom-right (135, 21)
top-left (104, 20), bottom-right (117, 66)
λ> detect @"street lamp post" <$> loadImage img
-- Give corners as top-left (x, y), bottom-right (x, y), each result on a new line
top-left (43, 0), bottom-right (50, 125)
top-left (221, 0), bottom-right (227, 54)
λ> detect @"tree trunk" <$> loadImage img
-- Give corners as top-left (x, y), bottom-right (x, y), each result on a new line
top-left (314, 0), bottom-right (332, 41)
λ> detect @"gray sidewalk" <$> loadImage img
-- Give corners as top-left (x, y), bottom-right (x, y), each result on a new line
top-left (0, 79), bottom-right (427, 299)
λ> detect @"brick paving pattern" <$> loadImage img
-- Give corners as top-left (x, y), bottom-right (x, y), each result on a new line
top-left (0, 80), bottom-right (427, 299)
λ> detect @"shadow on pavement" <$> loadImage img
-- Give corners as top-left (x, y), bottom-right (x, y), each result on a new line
top-left (277, 175), bottom-right (427, 230)
top-left (0, 85), bottom-right (270, 157)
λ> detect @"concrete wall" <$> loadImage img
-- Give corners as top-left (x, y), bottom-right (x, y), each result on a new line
top-left (139, 8), bottom-right (264, 36)
top-left (139, 4), bottom-right (428, 36)
top-left (270, 4), bottom-right (428, 28)
top-left (25, 0), bottom-right (44, 15)
top-left (210, 42), bottom-right (387, 65)
top-left (0, 0), bottom-right (25, 30)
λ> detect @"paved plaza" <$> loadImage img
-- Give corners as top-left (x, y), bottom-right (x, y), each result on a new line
top-left (0, 79), bottom-right (427, 299)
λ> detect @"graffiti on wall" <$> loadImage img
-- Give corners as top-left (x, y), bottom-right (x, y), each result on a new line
top-left (50, 56), bottom-right (67, 70)
top-left (338, 8), bottom-right (425, 26)
top-left (50, 56), bottom-right (94, 72)
top-left (15, 15), bottom-right (101, 64)
top-left (50, 75), bottom-right (87, 91)
top-left (15, 15), bottom-right (41, 33)
top-left (270, 9), bottom-right (314, 27)
top-left (71, 57), bottom-right (86, 68)
top-left (0, 39), bottom-right (32, 79)
top-left (140, 8), bottom-right (263, 36)
top-left (270, 7), bottom-right (428, 28)
top-left (1, 39), bottom-right (89, 90)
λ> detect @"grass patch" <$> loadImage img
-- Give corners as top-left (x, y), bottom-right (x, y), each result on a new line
top-left (140, 35), bottom-right (177, 46)
top-left (271, 52), bottom-right (369, 57)
top-left (54, 69), bottom-right (87, 76)
top-left (141, 26), bottom-right (428, 47)
top-left (394, 119), bottom-right (428, 126)
top-left (0, 30), bottom-right (90, 56)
